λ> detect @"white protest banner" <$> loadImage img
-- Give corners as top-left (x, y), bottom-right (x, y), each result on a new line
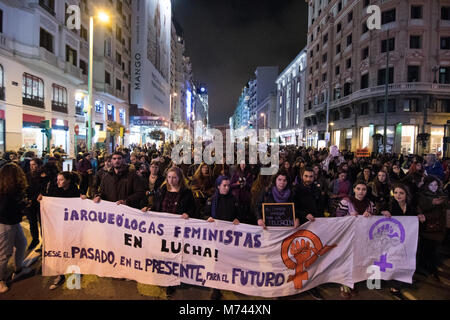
top-left (352, 216), bottom-right (419, 284)
top-left (40, 198), bottom-right (418, 297)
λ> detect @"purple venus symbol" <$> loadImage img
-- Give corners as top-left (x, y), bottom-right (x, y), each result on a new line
top-left (374, 254), bottom-right (393, 272)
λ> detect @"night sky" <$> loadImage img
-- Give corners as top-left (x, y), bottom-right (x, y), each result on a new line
top-left (172, 0), bottom-right (308, 126)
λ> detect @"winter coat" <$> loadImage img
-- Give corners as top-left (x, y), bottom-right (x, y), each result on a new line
top-left (255, 188), bottom-right (297, 222)
top-left (380, 198), bottom-right (416, 216)
top-left (50, 185), bottom-right (81, 198)
top-left (294, 182), bottom-right (324, 224)
top-left (230, 170), bottom-right (254, 205)
top-left (204, 193), bottom-right (240, 222)
top-left (97, 165), bottom-right (145, 209)
top-left (417, 189), bottom-right (448, 242)
top-left (0, 192), bottom-right (28, 225)
top-left (152, 184), bottom-right (196, 218)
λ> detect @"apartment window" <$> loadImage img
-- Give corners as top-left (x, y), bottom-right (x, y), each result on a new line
top-left (337, 23), bottom-right (342, 33)
top-left (381, 38), bottom-right (395, 53)
top-left (364, 0), bottom-right (370, 8)
top-left (40, 28), bottom-right (54, 53)
top-left (441, 37), bottom-right (450, 50)
top-left (315, 79), bottom-right (319, 88)
top-left (347, 34), bottom-right (352, 46)
top-left (116, 52), bottom-right (122, 66)
top-left (310, 50), bottom-right (313, 58)
top-left (337, 1), bottom-right (342, 12)
top-left (362, 47), bottom-right (369, 59)
top-left (116, 78), bottom-right (122, 91)
top-left (0, 9), bottom-right (3, 33)
top-left (344, 82), bottom-right (352, 96)
top-left (323, 33), bottom-right (328, 44)
top-left (442, 7), bottom-right (450, 20)
top-left (104, 38), bottom-right (112, 57)
top-left (407, 66), bottom-right (420, 82)
top-left (404, 98), bottom-right (422, 112)
top-left (360, 102), bottom-right (369, 115)
top-left (39, 0), bottom-right (55, 16)
top-left (410, 35), bottom-right (422, 49)
top-left (333, 88), bottom-right (340, 100)
top-left (336, 43), bottom-right (341, 54)
top-left (348, 11), bottom-right (353, 23)
top-left (378, 67), bottom-right (394, 85)
top-left (66, 45), bottom-right (77, 66)
top-left (22, 73), bottom-right (44, 108)
top-left (322, 73), bottom-right (327, 82)
top-left (346, 58), bottom-right (352, 69)
top-left (361, 74), bottom-right (369, 89)
top-left (335, 65), bottom-right (340, 75)
top-left (411, 6), bottom-right (423, 19)
top-left (316, 61), bottom-right (319, 70)
top-left (79, 60), bottom-right (87, 75)
top-left (440, 67), bottom-right (450, 84)
top-left (316, 44), bottom-right (320, 52)
top-left (80, 26), bottom-right (88, 41)
top-left (322, 53), bottom-right (328, 63)
top-left (107, 104), bottom-right (115, 121)
top-left (116, 26), bottom-right (122, 41)
top-left (52, 84), bottom-right (68, 113)
top-left (377, 99), bottom-right (396, 113)
top-left (105, 71), bottom-right (111, 85)
top-left (436, 99), bottom-right (450, 113)
top-left (382, 9), bottom-right (396, 25)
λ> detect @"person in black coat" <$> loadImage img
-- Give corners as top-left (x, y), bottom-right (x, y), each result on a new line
top-left (379, 183), bottom-right (425, 300)
top-left (46, 171), bottom-right (83, 290)
top-left (25, 158), bottom-right (45, 251)
top-left (294, 167), bottom-right (324, 225)
top-left (93, 152), bottom-right (145, 209)
top-left (256, 172), bottom-right (300, 229)
top-left (204, 176), bottom-right (240, 224)
top-left (203, 175), bottom-right (240, 300)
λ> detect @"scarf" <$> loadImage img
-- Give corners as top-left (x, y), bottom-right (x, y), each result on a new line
top-left (350, 197), bottom-right (370, 215)
top-left (272, 186), bottom-right (291, 203)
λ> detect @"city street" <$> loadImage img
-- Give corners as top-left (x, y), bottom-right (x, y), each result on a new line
top-left (1, 220), bottom-right (449, 301)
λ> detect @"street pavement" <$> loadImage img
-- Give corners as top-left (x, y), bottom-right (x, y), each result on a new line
top-left (0, 221), bottom-right (449, 301)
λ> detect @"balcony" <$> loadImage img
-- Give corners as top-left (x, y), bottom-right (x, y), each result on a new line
top-left (0, 87), bottom-right (4, 101)
top-left (52, 101), bottom-right (68, 114)
top-left (329, 82), bottom-right (450, 109)
top-left (23, 96), bottom-right (45, 109)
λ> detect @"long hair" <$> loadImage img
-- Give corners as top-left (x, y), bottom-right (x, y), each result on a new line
top-left (58, 171), bottom-right (81, 188)
top-left (391, 183), bottom-right (412, 205)
top-left (0, 163), bottom-right (28, 195)
top-left (165, 166), bottom-right (189, 192)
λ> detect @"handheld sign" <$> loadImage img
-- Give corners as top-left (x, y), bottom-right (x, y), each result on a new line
top-left (356, 148), bottom-right (370, 158)
top-left (263, 203), bottom-right (296, 227)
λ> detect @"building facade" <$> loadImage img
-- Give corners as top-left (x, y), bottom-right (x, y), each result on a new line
top-left (276, 49), bottom-right (307, 145)
top-left (305, 0), bottom-right (450, 155)
top-left (0, 0), bottom-right (131, 156)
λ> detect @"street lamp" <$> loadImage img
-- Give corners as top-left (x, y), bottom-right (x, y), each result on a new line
top-left (87, 11), bottom-right (110, 152)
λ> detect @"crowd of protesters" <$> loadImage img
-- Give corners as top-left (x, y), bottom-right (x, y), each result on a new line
top-left (0, 142), bottom-right (449, 300)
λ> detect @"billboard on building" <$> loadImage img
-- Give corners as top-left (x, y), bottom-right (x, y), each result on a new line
top-left (131, 0), bottom-right (171, 119)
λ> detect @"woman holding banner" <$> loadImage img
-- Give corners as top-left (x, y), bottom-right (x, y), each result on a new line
top-left (204, 175), bottom-right (240, 300)
top-left (46, 171), bottom-right (83, 290)
top-left (336, 181), bottom-right (376, 299)
top-left (142, 166), bottom-right (196, 299)
top-left (256, 172), bottom-right (300, 229)
top-left (380, 183), bottom-right (425, 299)
top-left (0, 163), bottom-right (32, 294)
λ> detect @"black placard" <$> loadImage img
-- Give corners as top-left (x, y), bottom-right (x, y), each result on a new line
top-left (262, 203), bottom-right (296, 227)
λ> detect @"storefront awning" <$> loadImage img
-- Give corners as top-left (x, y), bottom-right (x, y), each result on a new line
top-left (23, 114), bottom-right (45, 128)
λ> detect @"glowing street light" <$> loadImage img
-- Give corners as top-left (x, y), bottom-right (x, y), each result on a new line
top-left (87, 11), bottom-right (110, 151)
